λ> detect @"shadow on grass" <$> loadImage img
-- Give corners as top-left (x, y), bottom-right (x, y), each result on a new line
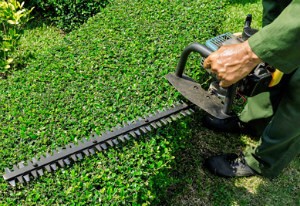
top-left (152, 110), bottom-right (300, 206)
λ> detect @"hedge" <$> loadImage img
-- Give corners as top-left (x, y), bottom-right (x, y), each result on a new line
top-left (0, 0), bottom-right (226, 204)
top-left (26, 0), bottom-right (110, 32)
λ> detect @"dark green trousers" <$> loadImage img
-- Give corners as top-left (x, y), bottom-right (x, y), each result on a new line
top-left (241, 0), bottom-right (300, 178)
top-left (243, 69), bottom-right (300, 178)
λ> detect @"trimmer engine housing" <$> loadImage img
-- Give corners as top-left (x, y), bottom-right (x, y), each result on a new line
top-left (166, 14), bottom-right (274, 119)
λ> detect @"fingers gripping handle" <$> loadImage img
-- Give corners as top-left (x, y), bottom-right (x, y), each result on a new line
top-left (175, 43), bottom-right (212, 77)
top-left (175, 42), bottom-right (236, 116)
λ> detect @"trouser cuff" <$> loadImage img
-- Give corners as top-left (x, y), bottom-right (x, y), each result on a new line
top-left (244, 147), bottom-right (262, 174)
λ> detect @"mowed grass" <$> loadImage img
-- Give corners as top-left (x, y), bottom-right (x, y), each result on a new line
top-left (0, 0), bottom-right (299, 205)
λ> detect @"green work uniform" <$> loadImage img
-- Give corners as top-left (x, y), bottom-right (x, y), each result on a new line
top-left (241, 0), bottom-right (300, 178)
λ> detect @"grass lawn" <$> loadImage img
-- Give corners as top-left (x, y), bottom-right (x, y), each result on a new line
top-left (0, 0), bottom-right (299, 205)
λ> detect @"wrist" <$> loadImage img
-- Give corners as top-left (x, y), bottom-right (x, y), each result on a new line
top-left (244, 40), bottom-right (262, 65)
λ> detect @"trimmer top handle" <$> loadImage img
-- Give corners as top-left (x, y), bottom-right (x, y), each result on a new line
top-left (174, 42), bottom-right (237, 115)
top-left (175, 43), bottom-right (212, 77)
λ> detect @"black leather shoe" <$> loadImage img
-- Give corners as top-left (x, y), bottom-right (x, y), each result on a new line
top-left (204, 153), bottom-right (257, 177)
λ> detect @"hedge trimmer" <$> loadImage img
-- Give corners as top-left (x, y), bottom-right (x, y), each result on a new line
top-left (3, 15), bottom-right (281, 186)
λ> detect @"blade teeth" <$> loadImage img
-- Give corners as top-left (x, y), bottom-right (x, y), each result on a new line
top-left (134, 130), bottom-right (141, 136)
top-left (180, 110), bottom-right (188, 117)
top-left (37, 169), bottom-right (44, 176)
top-left (89, 148), bottom-right (96, 155)
top-left (101, 143), bottom-right (108, 150)
top-left (170, 115), bottom-right (177, 121)
top-left (76, 153), bottom-right (83, 160)
top-left (64, 158), bottom-right (71, 165)
top-left (95, 145), bottom-right (102, 152)
top-left (83, 149), bottom-right (90, 156)
top-left (58, 160), bottom-right (65, 167)
top-left (145, 125), bottom-right (152, 132)
top-left (112, 139), bottom-right (119, 145)
top-left (150, 122), bottom-right (158, 129)
top-left (115, 124), bottom-right (122, 130)
top-left (2, 105), bottom-right (191, 186)
top-left (5, 168), bottom-right (11, 173)
top-left (160, 119), bottom-right (168, 125)
top-left (118, 135), bottom-right (125, 143)
top-left (45, 165), bottom-right (52, 172)
top-left (173, 102), bottom-right (178, 107)
top-left (165, 117), bottom-right (172, 123)
top-left (13, 165), bottom-right (18, 171)
top-left (18, 162), bottom-right (25, 169)
top-left (71, 154), bottom-right (77, 161)
top-left (32, 157), bottom-right (38, 164)
top-left (185, 110), bottom-right (192, 115)
top-left (175, 113), bottom-right (183, 119)
top-left (106, 140), bottom-right (114, 147)
top-left (9, 180), bottom-right (16, 187)
top-left (122, 121), bottom-right (128, 127)
top-left (31, 170), bottom-right (38, 178)
top-left (156, 121), bottom-right (162, 127)
top-left (17, 175), bottom-right (24, 184)
top-left (140, 127), bottom-right (147, 134)
top-left (124, 134), bottom-right (131, 140)
top-left (26, 160), bottom-right (33, 168)
top-left (129, 131), bottom-right (137, 138)
top-left (23, 174), bottom-right (30, 182)
top-left (180, 111), bottom-right (187, 116)
top-left (50, 163), bottom-right (58, 171)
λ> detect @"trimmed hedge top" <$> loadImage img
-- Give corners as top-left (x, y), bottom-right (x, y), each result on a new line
top-left (0, 0), bottom-right (226, 204)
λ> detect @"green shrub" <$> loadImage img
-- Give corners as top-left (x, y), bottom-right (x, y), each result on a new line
top-left (26, 0), bottom-right (110, 32)
top-left (0, 0), bottom-right (226, 204)
top-left (0, 0), bottom-right (33, 74)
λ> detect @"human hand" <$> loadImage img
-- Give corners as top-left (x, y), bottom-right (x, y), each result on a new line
top-left (203, 40), bottom-right (262, 87)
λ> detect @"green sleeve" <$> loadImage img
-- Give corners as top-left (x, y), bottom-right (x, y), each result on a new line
top-left (248, 0), bottom-right (300, 73)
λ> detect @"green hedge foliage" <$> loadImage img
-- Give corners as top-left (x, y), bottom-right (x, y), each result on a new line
top-left (26, 0), bottom-right (110, 31)
top-left (1, 0), bottom-right (226, 204)
top-left (0, 0), bottom-right (33, 73)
